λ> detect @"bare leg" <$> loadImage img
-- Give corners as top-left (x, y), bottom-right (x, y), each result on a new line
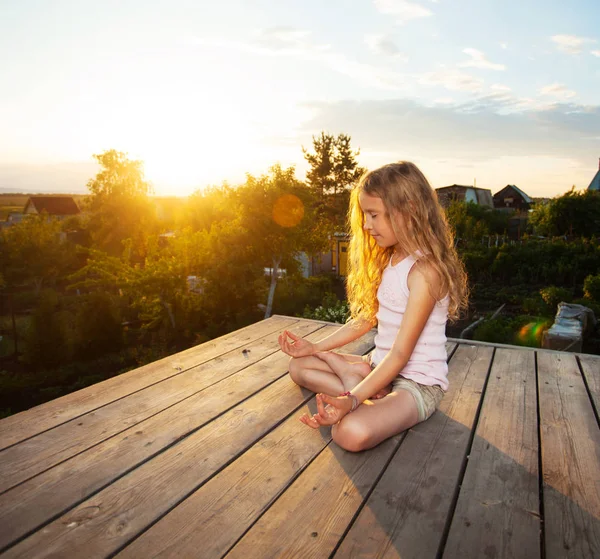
top-left (332, 390), bottom-right (420, 452)
top-left (288, 352), bottom-right (369, 397)
top-left (315, 352), bottom-right (392, 399)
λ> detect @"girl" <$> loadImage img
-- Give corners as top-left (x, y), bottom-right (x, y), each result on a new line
top-left (279, 161), bottom-right (468, 452)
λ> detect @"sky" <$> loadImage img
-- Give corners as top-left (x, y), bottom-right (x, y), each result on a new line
top-left (1, 0), bottom-right (599, 197)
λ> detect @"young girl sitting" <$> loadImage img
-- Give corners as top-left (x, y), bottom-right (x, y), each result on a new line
top-left (278, 161), bottom-right (468, 452)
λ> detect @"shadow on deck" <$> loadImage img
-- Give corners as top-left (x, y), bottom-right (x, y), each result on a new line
top-left (0, 315), bottom-right (598, 558)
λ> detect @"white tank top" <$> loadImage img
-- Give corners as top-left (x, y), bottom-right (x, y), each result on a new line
top-left (371, 254), bottom-right (449, 390)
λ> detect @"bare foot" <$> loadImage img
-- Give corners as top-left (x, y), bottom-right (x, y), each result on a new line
top-left (315, 352), bottom-right (372, 392)
top-left (372, 384), bottom-right (392, 400)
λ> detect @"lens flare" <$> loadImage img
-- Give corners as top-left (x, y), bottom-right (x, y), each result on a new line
top-left (517, 320), bottom-right (548, 346)
top-left (272, 194), bottom-right (304, 228)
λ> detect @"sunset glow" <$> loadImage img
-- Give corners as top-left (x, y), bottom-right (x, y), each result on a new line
top-left (0, 1), bottom-right (598, 196)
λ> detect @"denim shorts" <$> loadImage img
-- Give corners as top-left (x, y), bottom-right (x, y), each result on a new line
top-left (362, 353), bottom-right (444, 422)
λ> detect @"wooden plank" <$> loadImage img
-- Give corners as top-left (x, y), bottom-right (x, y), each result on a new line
top-left (0, 319), bottom-right (311, 493)
top-left (1, 332), bottom-right (375, 558)
top-left (578, 355), bottom-right (600, 415)
top-left (0, 324), bottom-right (343, 551)
top-left (0, 316), bottom-right (297, 451)
top-left (444, 348), bottom-right (540, 559)
top-left (538, 352), bottom-right (600, 559)
top-left (334, 343), bottom-right (493, 559)
top-left (116, 409), bottom-right (333, 558)
top-left (226, 434), bottom-right (402, 559)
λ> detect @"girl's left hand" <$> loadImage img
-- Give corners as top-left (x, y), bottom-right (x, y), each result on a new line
top-left (299, 393), bottom-right (354, 428)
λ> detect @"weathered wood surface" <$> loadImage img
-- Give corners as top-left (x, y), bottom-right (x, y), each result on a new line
top-left (538, 352), bottom-right (600, 558)
top-left (444, 348), bottom-right (540, 559)
top-left (0, 317), bottom-right (598, 559)
top-left (335, 344), bottom-right (492, 559)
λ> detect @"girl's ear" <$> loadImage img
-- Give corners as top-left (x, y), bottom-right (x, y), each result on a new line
top-left (407, 200), bottom-right (417, 214)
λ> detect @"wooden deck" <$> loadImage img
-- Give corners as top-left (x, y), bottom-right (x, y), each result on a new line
top-left (0, 315), bottom-right (598, 558)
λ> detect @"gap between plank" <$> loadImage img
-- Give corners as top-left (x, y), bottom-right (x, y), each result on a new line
top-left (435, 346), bottom-right (497, 559)
top-left (107, 393), bottom-right (325, 559)
top-left (576, 356), bottom-right (600, 429)
top-left (327, 432), bottom-right (408, 559)
top-left (0, 325), bottom-right (320, 499)
top-left (0, 318), bottom-right (305, 454)
top-left (534, 351), bottom-right (546, 559)
top-left (0, 370), bottom-right (302, 555)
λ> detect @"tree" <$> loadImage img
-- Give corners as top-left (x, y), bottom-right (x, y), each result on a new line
top-left (236, 164), bottom-right (329, 318)
top-left (86, 150), bottom-right (158, 257)
top-left (0, 215), bottom-right (75, 293)
top-left (303, 132), bottom-right (364, 231)
top-left (303, 132), bottom-right (336, 198)
top-left (529, 191), bottom-right (600, 238)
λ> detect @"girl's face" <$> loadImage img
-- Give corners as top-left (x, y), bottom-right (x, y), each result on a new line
top-left (358, 191), bottom-right (400, 251)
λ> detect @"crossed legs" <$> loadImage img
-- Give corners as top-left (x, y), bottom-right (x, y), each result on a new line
top-left (289, 352), bottom-right (419, 452)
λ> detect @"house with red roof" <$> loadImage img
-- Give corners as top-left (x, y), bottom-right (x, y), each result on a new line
top-left (23, 196), bottom-right (81, 219)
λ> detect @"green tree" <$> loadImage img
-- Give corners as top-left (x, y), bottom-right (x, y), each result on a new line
top-left (86, 150), bottom-right (158, 257)
top-left (24, 289), bottom-right (71, 368)
top-left (237, 164), bottom-right (329, 318)
top-left (303, 132), bottom-right (364, 231)
top-left (73, 292), bottom-right (123, 360)
top-left (529, 191), bottom-right (600, 238)
top-left (177, 184), bottom-right (237, 232)
top-left (0, 215), bottom-right (75, 293)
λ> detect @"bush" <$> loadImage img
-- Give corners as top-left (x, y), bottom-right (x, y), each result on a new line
top-left (540, 286), bottom-right (572, 313)
top-left (24, 289), bottom-right (72, 368)
top-left (73, 292), bottom-right (124, 360)
top-left (273, 274), bottom-right (344, 317)
top-left (584, 274), bottom-right (600, 302)
top-left (303, 293), bottom-right (350, 324)
top-left (473, 315), bottom-right (551, 348)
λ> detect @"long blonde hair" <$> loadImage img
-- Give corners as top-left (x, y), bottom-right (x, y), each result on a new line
top-left (347, 161), bottom-right (468, 323)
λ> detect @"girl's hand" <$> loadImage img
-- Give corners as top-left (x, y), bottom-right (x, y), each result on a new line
top-left (299, 393), bottom-right (354, 428)
top-left (278, 330), bottom-right (316, 358)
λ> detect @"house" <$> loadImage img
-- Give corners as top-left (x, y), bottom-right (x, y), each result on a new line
top-left (299, 233), bottom-right (350, 278)
top-left (435, 185), bottom-right (494, 208)
top-left (23, 196), bottom-right (80, 219)
top-left (588, 158), bottom-right (600, 191)
top-left (493, 184), bottom-right (532, 212)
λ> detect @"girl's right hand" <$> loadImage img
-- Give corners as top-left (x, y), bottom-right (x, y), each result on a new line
top-left (278, 330), bottom-right (316, 358)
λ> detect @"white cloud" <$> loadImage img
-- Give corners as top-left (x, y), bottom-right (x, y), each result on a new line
top-left (459, 48), bottom-right (505, 70)
top-left (433, 97), bottom-right (455, 104)
top-left (299, 99), bottom-right (600, 181)
top-left (418, 69), bottom-right (484, 92)
top-left (373, 0), bottom-right (433, 24)
top-left (190, 28), bottom-right (409, 91)
top-left (500, 43), bottom-right (508, 50)
top-left (551, 34), bottom-right (597, 54)
top-left (591, 50), bottom-right (600, 57)
top-left (491, 84), bottom-right (511, 92)
top-left (539, 83), bottom-right (577, 100)
top-left (364, 34), bottom-right (407, 59)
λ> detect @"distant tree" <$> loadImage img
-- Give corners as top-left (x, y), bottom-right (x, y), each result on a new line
top-left (303, 132), bottom-right (364, 231)
top-left (0, 215), bottom-right (75, 294)
top-left (529, 191), bottom-right (600, 238)
top-left (86, 150), bottom-right (158, 257)
top-left (177, 184), bottom-right (237, 232)
top-left (303, 132), bottom-right (336, 198)
top-left (445, 201), bottom-right (507, 242)
top-left (236, 164), bottom-right (329, 318)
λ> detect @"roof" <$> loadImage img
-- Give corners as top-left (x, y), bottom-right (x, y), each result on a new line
top-left (493, 184), bottom-right (533, 203)
top-left (436, 185), bottom-right (494, 207)
top-left (589, 170), bottom-right (600, 191)
top-left (24, 196), bottom-right (80, 216)
top-left (1, 315), bottom-right (598, 557)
